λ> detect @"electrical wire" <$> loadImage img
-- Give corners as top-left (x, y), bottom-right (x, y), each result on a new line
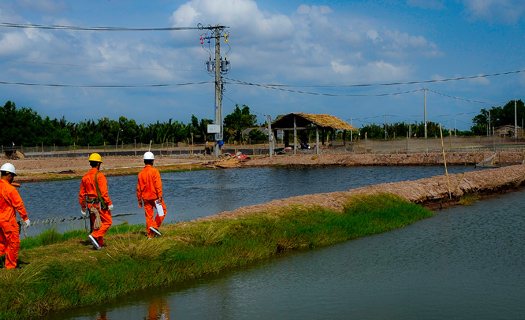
top-left (226, 69), bottom-right (525, 88)
top-left (224, 78), bottom-right (424, 97)
top-left (0, 22), bottom-right (198, 31)
top-left (0, 80), bottom-right (212, 88)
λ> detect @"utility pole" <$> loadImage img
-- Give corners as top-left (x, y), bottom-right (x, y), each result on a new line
top-left (515, 99), bottom-right (518, 140)
top-left (488, 110), bottom-right (491, 137)
top-left (424, 87), bottom-right (427, 139)
top-left (199, 24), bottom-right (230, 157)
top-left (384, 115), bottom-right (387, 140)
top-left (268, 115), bottom-right (273, 157)
top-left (350, 118), bottom-right (353, 141)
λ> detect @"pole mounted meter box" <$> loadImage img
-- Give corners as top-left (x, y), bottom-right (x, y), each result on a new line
top-left (207, 124), bottom-right (220, 134)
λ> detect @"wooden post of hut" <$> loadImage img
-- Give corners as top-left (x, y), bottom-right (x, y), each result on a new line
top-left (343, 130), bottom-right (347, 152)
top-left (293, 115), bottom-right (297, 155)
top-left (316, 126), bottom-right (320, 155)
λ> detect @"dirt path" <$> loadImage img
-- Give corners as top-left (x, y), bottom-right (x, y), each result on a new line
top-left (7, 156), bottom-right (207, 182)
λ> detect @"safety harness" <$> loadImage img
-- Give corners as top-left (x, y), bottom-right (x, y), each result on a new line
top-left (85, 171), bottom-right (107, 230)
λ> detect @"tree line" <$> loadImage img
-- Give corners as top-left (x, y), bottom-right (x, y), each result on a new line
top-left (0, 101), bottom-right (263, 147)
top-left (1, 99), bottom-right (522, 147)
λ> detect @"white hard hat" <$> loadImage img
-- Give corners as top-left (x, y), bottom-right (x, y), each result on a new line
top-left (0, 163), bottom-right (16, 175)
top-left (143, 152), bottom-right (155, 160)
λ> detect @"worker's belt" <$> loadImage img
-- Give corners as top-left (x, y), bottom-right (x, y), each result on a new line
top-left (85, 198), bottom-right (100, 204)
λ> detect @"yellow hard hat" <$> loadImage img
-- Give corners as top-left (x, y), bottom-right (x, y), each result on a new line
top-left (88, 153), bottom-right (102, 162)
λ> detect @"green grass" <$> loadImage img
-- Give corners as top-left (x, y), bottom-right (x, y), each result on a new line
top-left (1, 194), bottom-right (434, 319)
top-left (458, 193), bottom-right (480, 206)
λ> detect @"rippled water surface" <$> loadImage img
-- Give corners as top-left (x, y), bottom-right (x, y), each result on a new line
top-left (45, 179), bottom-right (525, 319)
top-left (20, 166), bottom-right (477, 235)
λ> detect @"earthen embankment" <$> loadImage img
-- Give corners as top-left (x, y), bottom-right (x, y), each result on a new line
top-left (199, 163), bottom-right (525, 221)
top-left (241, 151), bottom-right (524, 167)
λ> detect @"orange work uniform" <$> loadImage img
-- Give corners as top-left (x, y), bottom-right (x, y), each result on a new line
top-left (79, 168), bottom-right (112, 247)
top-left (137, 165), bottom-right (166, 237)
top-left (0, 179), bottom-right (29, 269)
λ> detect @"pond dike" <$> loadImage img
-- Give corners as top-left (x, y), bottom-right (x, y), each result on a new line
top-left (242, 151), bottom-right (525, 167)
top-left (199, 164), bottom-right (525, 221)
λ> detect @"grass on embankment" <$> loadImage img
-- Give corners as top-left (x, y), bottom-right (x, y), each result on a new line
top-left (1, 194), bottom-right (434, 319)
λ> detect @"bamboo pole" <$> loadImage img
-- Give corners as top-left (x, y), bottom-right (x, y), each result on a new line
top-left (440, 124), bottom-right (452, 199)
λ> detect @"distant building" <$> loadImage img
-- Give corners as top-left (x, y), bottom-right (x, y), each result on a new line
top-left (494, 124), bottom-right (521, 137)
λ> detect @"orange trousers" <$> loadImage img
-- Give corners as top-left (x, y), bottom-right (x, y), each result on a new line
top-left (88, 204), bottom-right (112, 247)
top-left (0, 219), bottom-right (20, 269)
top-left (143, 199), bottom-right (166, 237)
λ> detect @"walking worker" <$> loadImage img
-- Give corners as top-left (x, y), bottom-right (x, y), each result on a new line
top-left (0, 163), bottom-right (30, 269)
top-left (137, 152), bottom-right (166, 238)
top-left (79, 153), bottom-right (113, 250)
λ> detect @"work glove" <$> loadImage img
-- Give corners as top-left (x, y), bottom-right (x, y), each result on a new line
top-left (24, 219), bottom-right (30, 228)
top-left (108, 204), bottom-right (114, 211)
top-left (81, 209), bottom-right (88, 216)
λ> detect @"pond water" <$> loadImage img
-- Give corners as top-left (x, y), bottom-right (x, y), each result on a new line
top-left (43, 174), bottom-right (525, 319)
top-left (20, 166), bottom-right (477, 236)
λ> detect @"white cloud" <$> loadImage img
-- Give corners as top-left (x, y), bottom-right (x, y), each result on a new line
top-left (331, 61), bottom-right (353, 74)
top-left (170, 0), bottom-right (294, 41)
top-left (381, 30), bottom-right (442, 58)
top-left (462, 0), bottom-right (525, 23)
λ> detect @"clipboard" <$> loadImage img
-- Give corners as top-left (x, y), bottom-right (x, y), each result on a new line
top-left (155, 199), bottom-right (164, 217)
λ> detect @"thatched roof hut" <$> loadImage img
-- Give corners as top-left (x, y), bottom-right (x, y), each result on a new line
top-left (270, 113), bottom-right (357, 155)
top-left (272, 113), bottom-right (357, 131)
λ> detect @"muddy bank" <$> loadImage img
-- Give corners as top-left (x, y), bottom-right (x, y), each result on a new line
top-left (5, 156), bottom-right (206, 182)
top-left (241, 151), bottom-right (525, 167)
top-left (198, 164), bottom-right (525, 221)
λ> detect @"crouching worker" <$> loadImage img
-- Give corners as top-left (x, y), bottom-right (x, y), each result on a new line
top-left (137, 152), bottom-right (166, 239)
top-left (0, 163), bottom-right (30, 269)
top-left (79, 153), bottom-right (113, 250)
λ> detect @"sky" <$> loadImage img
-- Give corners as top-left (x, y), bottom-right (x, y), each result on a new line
top-left (0, 0), bottom-right (524, 131)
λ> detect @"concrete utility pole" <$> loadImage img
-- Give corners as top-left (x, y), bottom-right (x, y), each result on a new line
top-left (424, 87), bottom-right (427, 139)
top-left (515, 99), bottom-right (518, 140)
top-left (199, 24), bottom-right (229, 157)
top-left (267, 115), bottom-right (273, 157)
top-left (384, 115), bottom-right (387, 140)
top-left (214, 27), bottom-right (223, 157)
top-left (488, 110), bottom-right (491, 137)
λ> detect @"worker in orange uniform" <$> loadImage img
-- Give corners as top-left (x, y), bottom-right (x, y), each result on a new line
top-left (0, 163), bottom-right (30, 269)
top-left (79, 153), bottom-right (113, 249)
top-left (137, 152), bottom-right (166, 238)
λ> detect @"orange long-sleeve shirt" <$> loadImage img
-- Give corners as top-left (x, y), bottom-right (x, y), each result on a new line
top-left (137, 165), bottom-right (163, 201)
top-left (79, 168), bottom-right (112, 209)
top-left (0, 179), bottom-right (28, 224)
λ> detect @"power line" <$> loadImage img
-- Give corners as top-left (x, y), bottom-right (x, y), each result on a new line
top-left (0, 80), bottom-right (212, 88)
top-left (0, 22), bottom-right (198, 31)
top-left (225, 78), bottom-right (423, 97)
top-left (225, 68), bottom-right (525, 89)
top-left (426, 88), bottom-right (489, 104)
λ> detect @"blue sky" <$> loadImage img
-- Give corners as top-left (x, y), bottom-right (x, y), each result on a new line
top-left (0, 0), bottom-right (524, 131)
